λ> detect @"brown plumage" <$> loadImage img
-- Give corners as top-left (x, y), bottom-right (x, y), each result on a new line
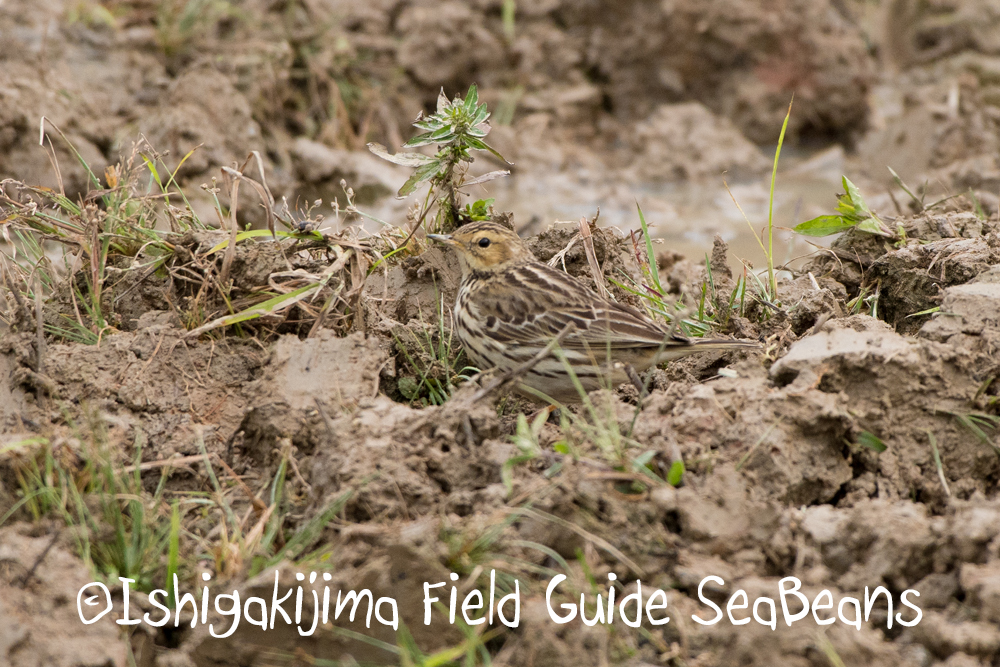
top-left (428, 221), bottom-right (758, 403)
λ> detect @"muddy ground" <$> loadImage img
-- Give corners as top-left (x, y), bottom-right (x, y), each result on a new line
top-left (2, 1), bottom-right (1000, 666)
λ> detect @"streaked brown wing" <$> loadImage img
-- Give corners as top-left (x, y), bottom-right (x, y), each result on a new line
top-left (473, 262), bottom-right (684, 350)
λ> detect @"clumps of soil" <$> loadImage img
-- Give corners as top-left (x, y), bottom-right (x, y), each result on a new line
top-left (3, 189), bottom-right (1000, 666)
top-left (804, 210), bottom-right (1000, 333)
top-left (3, 2), bottom-right (1000, 665)
top-left (0, 325), bottom-right (263, 464)
top-left (624, 103), bottom-right (769, 182)
top-left (550, 0), bottom-right (875, 144)
top-left (0, 525), bottom-right (126, 667)
top-left (0, 0), bottom-right (880, 212)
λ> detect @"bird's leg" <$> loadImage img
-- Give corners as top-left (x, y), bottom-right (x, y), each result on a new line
top-left (462, 413), bottom-right (477, 446)
top-left (624, 363), bottom-right (649, 400)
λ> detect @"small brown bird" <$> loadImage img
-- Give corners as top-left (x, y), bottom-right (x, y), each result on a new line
top-left (429, 221), bottom-right (758, 403)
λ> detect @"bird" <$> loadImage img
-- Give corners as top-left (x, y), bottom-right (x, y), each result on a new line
top-left (428, 221), bottom-right (759, 403)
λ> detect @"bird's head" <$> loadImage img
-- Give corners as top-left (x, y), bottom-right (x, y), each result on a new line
top-left (428, 221), bottom-right (535, 276)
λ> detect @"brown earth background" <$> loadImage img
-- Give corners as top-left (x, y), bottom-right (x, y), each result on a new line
top-left (2, 1), bottom-right (1000, 666)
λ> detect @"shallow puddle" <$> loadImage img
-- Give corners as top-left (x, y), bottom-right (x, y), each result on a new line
top-left (465, 146), bottom-right (847, 275)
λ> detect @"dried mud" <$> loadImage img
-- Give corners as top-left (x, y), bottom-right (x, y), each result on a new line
top-left (3, 203), bottom-right (1000, 667)
top-left (3, 1), bottom-right (1000, 667)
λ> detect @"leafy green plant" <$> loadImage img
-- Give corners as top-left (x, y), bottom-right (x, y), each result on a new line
top-left (709, 99), bottom-right (794, 317)
top-left (612, 203), bottom-right (756, 335)
top-left (926, 429), bottom-right (950, 497)
top-left (887, 166), bottom-right (970, 216)
top-left (665, 458), bottom-right (685, 486)
top-left (441, 508), bottom-right (572, 603)
top-left (368, 85), bottom-right (510, 233)
top-left (856, 431), bottom-right (888, 453)
top-left (794, 176), bottom-right (894, 238)
top-left (501, 411), bottom-right (546, 496)
top-left (2, 131), bottom-right (376, 343)
top-left (501, 410), bottom-right (569, 497)
top-left (463, 198), bottom-right (495, 222)
top-left (512, 351), bottom-right (667, 492)
top-left (845, 282), bottom-right (880, 317)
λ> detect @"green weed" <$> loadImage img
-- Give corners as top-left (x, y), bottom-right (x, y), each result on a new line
top-left (509, 351), bottom-right (671, 492)
top-left (725, 98), bottom-right (793, 305)
top-left (1, 132), bottom-right (378, 343)
top-left (1, 134), bottom-right (201, 342)
top-left (845, 282), bottom-right (880, 317)
top-left (369, 85), bottom-right (510, 233)
top-left (925, 429), bottom-right (951, 497)
top-left (794, 175), bottom-right (894, 239)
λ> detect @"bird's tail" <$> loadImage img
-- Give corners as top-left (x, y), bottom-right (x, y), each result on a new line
top-left (654, 337), bottom-right (761, 363)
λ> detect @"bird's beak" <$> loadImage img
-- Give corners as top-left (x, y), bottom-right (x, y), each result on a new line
top-left (427, 233), bottom-right (457, 247)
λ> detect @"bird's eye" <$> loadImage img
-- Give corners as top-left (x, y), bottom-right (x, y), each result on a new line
top-left (478, 237), bottom-right (491, 248)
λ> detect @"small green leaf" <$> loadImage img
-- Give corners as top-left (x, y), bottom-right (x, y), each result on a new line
top-left (473, 105), bottom-right (490, 126)
top-left (842, 176), bottom-right (871, 216)
top-left (969, 188), bottom-right (987, 221)
top-left (632, 449), bottom-right (659, 479)
top-left (856, 217), bottom-right (884, 235)
top-left (464, 83), bottom-right (479, 112)
top-left (906, 306), bottom-right (940, 318)
top-left (793, 215), bottom-right (856, 237)
top-left (403, 133), bottom-right (432, 148)
top-left (636, 202), bottom-right (664, 295)
top-left (466, 137), bottom-right (509, 164)
top-left (430, 125), bottom-right (456, 140)
top-left (667, 459), bottom-right (685, 487)
top-left (205, 229), bottom-right (320, 255)
top-left (463, 198), bottom-right (494, 221)
top-left (397, 160), bottom-right (442, 196)
top-left (632, 450), bottom-right (656, 469)
top-left (186, 281), bottom-right (323, 337)
top-left (857, 431), bottom-right (887, 453)
top-left (413, 119), bottom-right (441, 132)
top-left (530, 408), bottom-right (548, 440)
top-left (888, 166), bottom-right (922, 207)
top-left (834, 196), bottom-right (857, 218)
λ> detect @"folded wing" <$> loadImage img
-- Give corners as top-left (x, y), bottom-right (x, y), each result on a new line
top-left (474, 263), bottom-right (689, 351)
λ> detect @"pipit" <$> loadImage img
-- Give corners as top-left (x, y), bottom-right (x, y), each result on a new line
top-left (429, 221), bottom-right (758, 403)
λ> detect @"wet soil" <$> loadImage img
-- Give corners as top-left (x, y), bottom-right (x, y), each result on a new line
top-left (3, 1), bottom-right (1000, 667)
